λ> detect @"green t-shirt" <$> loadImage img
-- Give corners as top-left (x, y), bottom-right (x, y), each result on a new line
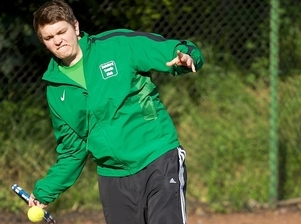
top-left (59, 57), bottom-right (86, 88)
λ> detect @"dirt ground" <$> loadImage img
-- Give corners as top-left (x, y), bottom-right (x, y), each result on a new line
top-left (2, 205), bottom-right (301, 224)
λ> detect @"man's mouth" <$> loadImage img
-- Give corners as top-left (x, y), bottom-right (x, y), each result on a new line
top-left (58, 44), bottom-right (68, 50)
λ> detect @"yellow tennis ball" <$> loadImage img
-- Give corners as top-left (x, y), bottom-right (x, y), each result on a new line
top-left (27, 206), bottom-right (44, 223)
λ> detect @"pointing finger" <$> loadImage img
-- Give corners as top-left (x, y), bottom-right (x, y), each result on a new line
top-left (191, 62), bottom-right (196, 73)
top-left (166, 58), bottom-right (178, 67)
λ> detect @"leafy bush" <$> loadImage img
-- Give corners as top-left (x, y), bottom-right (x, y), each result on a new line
top-left (159, 64), bottom-right (270, 212)
top-left (0, 99), bottom-right (99, 213)
top-left (2, 58), bottom-right (301, 214)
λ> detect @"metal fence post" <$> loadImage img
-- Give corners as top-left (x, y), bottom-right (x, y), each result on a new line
top-left (269, 0), bottom-right (279, 208)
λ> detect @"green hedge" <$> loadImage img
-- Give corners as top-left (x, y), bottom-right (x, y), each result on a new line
top-left (2, 67), bottom-right (301, 214)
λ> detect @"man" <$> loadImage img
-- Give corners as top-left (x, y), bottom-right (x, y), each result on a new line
top-left (29, 0), bottom-right (204, 223)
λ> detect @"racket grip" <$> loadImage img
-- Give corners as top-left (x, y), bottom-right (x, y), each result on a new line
top-left (11, 184), bottom-right (56, 224)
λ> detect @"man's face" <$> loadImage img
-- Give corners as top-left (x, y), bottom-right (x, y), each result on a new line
top-left (39, 20), bottom-right (81, 65)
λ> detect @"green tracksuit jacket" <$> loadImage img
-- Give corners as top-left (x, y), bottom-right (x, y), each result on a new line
top-left (33, 29), bottom-right (204, 204)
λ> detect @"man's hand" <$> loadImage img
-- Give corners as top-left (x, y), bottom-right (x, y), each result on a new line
top-left (166, 50), bottom-right (196, 72)
top-left (29, 193), bottom-right (48, 209)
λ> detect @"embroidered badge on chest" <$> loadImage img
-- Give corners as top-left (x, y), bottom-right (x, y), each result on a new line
top-left (99, 61), bottom-right (118, 79)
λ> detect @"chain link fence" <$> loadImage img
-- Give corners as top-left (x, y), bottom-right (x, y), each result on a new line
top-left (1, 0), bottom-right (301, 214)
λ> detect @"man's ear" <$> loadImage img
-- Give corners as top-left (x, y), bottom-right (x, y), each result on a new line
top-left (74, 20), bottom-right (80, 35)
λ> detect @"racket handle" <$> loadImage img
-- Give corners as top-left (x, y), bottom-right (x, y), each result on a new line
top-left (11, 184), bottom-right (56, 224)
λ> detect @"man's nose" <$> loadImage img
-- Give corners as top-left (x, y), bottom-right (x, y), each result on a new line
top-left (53, 36), bottom-right (62, 45)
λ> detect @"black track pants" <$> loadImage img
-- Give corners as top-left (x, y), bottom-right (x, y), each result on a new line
top-left (98, 147), bottom-right (187, 224)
